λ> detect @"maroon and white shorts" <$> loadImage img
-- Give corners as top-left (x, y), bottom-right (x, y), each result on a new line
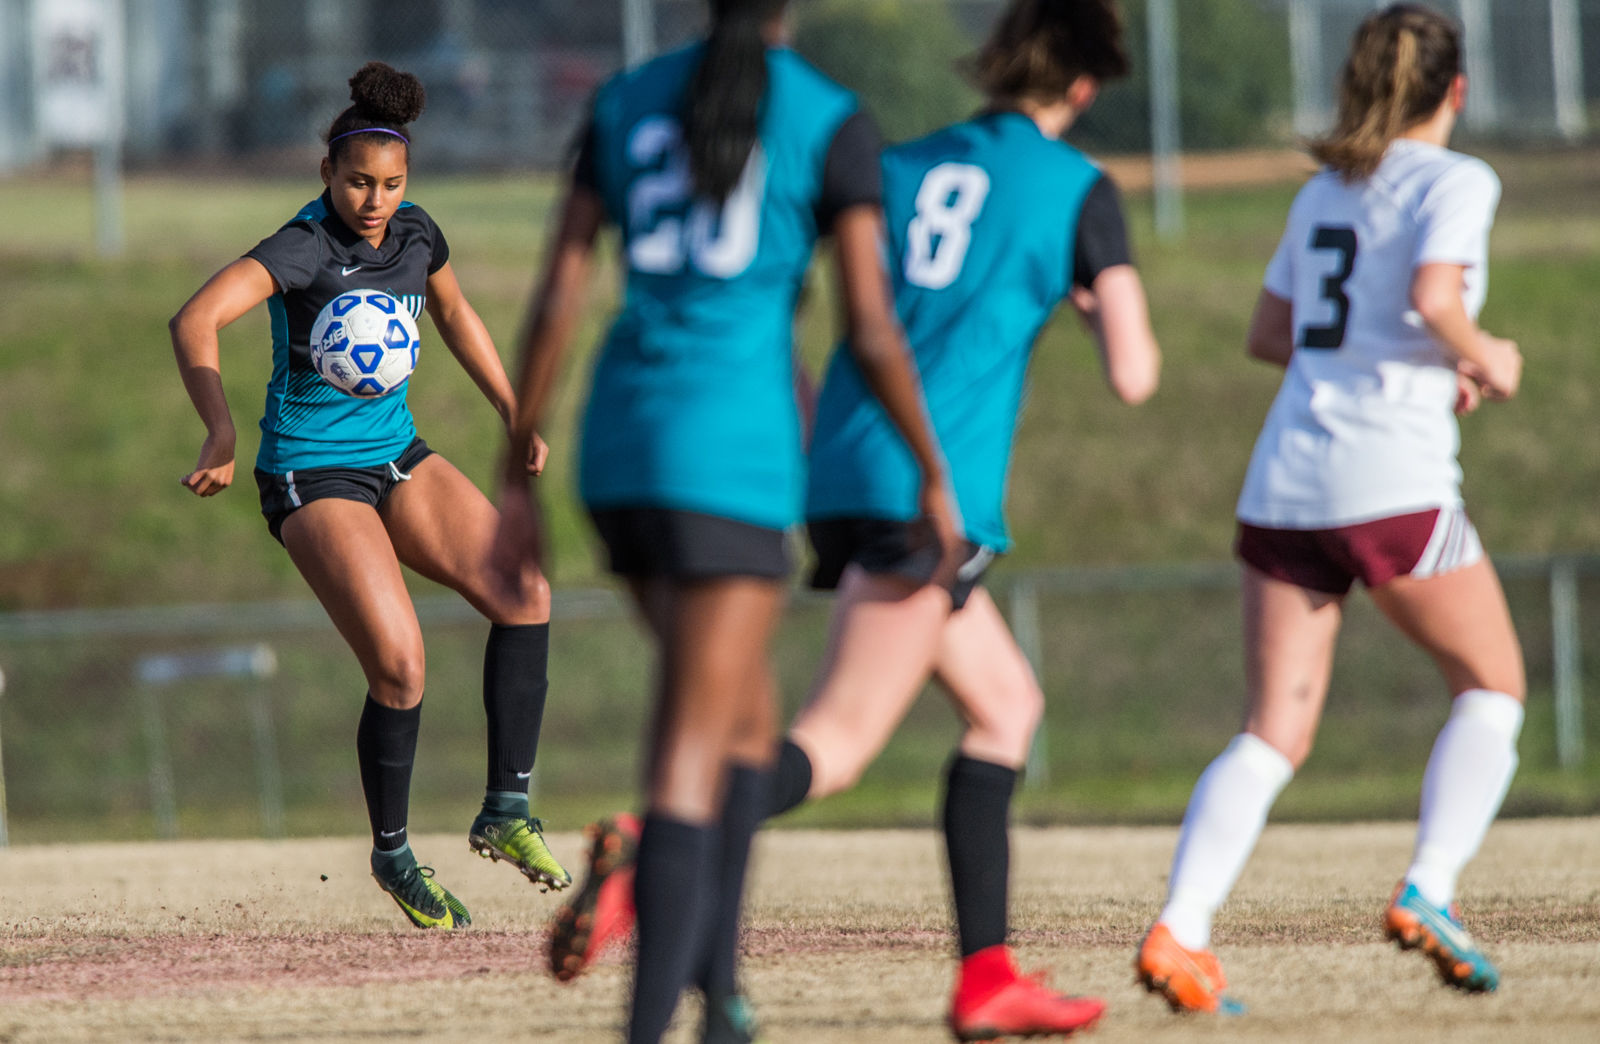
top-left (1235, 505), bottom-right (1484, 595)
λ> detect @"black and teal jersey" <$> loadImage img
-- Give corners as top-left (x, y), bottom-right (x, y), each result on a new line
top-left (807, 111), bottom-right (1132, 552)
top-left (245, 191), bottom-right (448, 473)
top-left (572, 43), bottom-right (879, 531)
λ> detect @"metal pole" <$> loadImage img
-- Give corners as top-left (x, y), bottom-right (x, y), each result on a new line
top-left (1287, 0), bottom-right (1324, 139)
top-left (1550, 0), bottom-right (1587, 140)
top-left (94, 0), bottom-right (126, 258)
top-left (1551, 559), bottom-right (1584, 770)
top-left (622, 0), bottom-right (656, 69)
top-left (248, 687), bottom-right (285, 838)
top-left (1147, 0), bottom-right (1184, 241)
top-left (1009, 578), bottom-right (1048, 788)
top-left (0, 662), bottom-right (9, 847)
top-left (1458, 0), bottom-right (1498, 131)
top-left (139, 686), bottom-right (179, 839)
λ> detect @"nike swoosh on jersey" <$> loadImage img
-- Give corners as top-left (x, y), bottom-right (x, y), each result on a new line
top-left (342, 265), bottom-right (364, 276)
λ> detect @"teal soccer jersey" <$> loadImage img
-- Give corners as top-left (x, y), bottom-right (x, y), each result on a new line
top-left (245, 192), bottom-right (448, 473)
top-left (574, 44), bottom-right (877, 530)
top-left (807, 112), bottom-right (1130, 551)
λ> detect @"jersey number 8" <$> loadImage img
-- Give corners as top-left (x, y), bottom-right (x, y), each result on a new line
top-left (626, 116), bottom-right (765, 280)
top-left (904, 163), bottom-right (991, 291)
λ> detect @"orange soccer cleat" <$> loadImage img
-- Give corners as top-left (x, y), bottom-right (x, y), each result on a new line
top-left (547, 812), bottom-right (641, 982)
top-left (1135, 923), bottom-right (1243, 1015)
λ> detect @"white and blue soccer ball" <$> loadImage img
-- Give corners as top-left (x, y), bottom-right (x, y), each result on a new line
top-left (309, 289), bottom-right (420, 397)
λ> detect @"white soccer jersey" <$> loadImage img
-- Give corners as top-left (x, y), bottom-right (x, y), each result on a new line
top-left (1237, 139), bottom-right (1501, 528)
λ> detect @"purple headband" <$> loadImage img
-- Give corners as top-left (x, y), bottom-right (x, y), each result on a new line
top-left (329, 127), bottom-right (410, 147)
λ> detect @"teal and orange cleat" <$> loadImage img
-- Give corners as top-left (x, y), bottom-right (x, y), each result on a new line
top-left (1384, 881), bottom-right (1499, 992)
top-left (548, 812), bottom-right (641, 982)
top-left (1135, 923), bottom-right (1244, 1015)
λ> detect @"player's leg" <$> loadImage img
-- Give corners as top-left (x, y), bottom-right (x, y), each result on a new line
top-left (1140, 565), bottom-right (1341, 1012)
top-left (694, 649), bottom-right (778, 1043)
top-left (776, 565), bottom-right (951, 813)
top-left (629, 577), bottom-right (785, 1044)
top-left (933, 588), bottom-right (1103, 1038)
top-left (1370, 554), bottom-right (1524, 991)
top-left (380, 452), bottom-right (569, 889)
top-left (280, 499), bottom-right (468, 928)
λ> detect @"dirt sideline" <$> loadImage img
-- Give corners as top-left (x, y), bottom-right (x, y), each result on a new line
top-left (1, 819), bottom-right (1597, 1042)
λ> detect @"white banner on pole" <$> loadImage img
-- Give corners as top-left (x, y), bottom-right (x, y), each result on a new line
top-left (32, 0), bottom-right (125, 147)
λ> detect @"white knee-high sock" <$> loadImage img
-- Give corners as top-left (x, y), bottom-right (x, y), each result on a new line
top-left (1404, 689), bottom-right (1523, 909)
top-left (1158, 733), bottom-right (1294, 951)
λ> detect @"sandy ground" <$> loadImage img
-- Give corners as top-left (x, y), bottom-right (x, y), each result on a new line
top-left (1, 818), bottom-right (1598, 1042)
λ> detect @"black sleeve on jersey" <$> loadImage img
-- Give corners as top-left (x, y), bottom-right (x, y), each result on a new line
top-left (244, 221), bottom-right (322, 293)
top-left (571, 119), bottom-right (599, 192)
top-left (1072, 176), bottom-right (1134, 289)
top-left (425, 212), bottom-right (450, 275)
top-left (815, 110), bottom-right (884, 232)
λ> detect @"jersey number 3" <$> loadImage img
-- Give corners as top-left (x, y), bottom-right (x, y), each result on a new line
top-left (626, 116), bottom-right (764, 279)
top-left (904, 163), bottom-right (991, 290)
top-left (1301, 224), bottom-right (1357, 349)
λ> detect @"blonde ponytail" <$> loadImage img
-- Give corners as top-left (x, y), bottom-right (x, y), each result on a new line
top-left (1309, 4), bottom-right (1460, 181)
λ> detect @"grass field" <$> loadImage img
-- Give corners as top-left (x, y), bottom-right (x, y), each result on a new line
top-left (2, 818), bottom-right (1597, 1041)
top-left (1, 149), bottom-right (1599, 838)
top-left (2, 149), bottom-right (1599, 609)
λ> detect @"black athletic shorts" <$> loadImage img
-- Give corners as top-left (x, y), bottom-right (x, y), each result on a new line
top-left (588, 506), bottom-right (791, 581)
top-left (254, 437), bottom-right (434, 544)
top-left (807, 516), bottom-right (995, 610)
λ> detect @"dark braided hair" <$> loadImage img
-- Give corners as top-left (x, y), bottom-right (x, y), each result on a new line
top-left (324, 62), bottom-right (426, 165)
top-left (685, 0), bottom-right (787, 202)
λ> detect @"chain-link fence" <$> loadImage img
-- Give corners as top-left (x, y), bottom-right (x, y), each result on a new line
top-left (1, 0), bottom-right (1596, 174)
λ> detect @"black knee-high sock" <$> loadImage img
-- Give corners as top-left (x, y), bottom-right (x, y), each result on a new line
top-left (630, 813), bottom-right (717, 1044)
top-left (483, 622), bottom-right (550, 797)
top-left (943, 755), bottom-right (1017, 957)
top-left (356, 695), bottom-right (422, 852)
top-left (761, 738), bottom-right (813, 819)
top-left (697, 764), bottom-right (766, 1000)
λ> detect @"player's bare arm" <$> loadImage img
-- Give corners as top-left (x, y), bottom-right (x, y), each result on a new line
top-left (505, 185), bottom-right (604, 481)
top-left (170, 257), bottom-right (278, 495)
top-left (1411, 262), bottom-right (1521, 399)
top-left (1245, 287), bottom-right (1295, 368)
top-left (1086, 263), bottom-right (1160, 404)
top-left (424, 261), bottom-right (517, 428)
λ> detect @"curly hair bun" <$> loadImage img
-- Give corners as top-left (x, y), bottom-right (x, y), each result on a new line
top-left (348, 62), bottom-right (426, 126)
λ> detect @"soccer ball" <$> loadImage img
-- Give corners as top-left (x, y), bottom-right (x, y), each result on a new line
top-left (309, 289), bottom-right (420, 397)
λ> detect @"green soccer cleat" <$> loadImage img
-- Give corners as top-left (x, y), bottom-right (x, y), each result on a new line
top-left (469, 813), bottom-right (573, 892)
top-left (372, 856), bottom-right (472, 930)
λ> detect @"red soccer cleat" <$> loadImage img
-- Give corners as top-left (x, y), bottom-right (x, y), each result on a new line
top-left (547, 812), bottom-right (641, 982)
top-left (949, 945), bottom-right (1106, 1040)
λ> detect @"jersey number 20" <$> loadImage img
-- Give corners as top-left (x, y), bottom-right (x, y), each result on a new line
top-left (1301, 224), bottom-right (1357, 349)
top-left (904, 163), bottom-right (991, 290)
top-left (626, 116), bottom-right (764, 279)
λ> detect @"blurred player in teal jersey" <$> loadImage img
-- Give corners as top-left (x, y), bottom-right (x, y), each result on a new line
top-left (525, 1), bottom-right (1160, 1039)
top-left (783, 0), bottom-right (1159, 1037)
top-left (499, 2), bottom-right (960, 1040)
top-left (171, 63), bottom-right (569, 931)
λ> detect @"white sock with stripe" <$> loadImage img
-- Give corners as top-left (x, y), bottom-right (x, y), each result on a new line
top-left (1158, 732), bottom-right (1294, 951)
top-left (1404, 689), bottom-right (1523, 909)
